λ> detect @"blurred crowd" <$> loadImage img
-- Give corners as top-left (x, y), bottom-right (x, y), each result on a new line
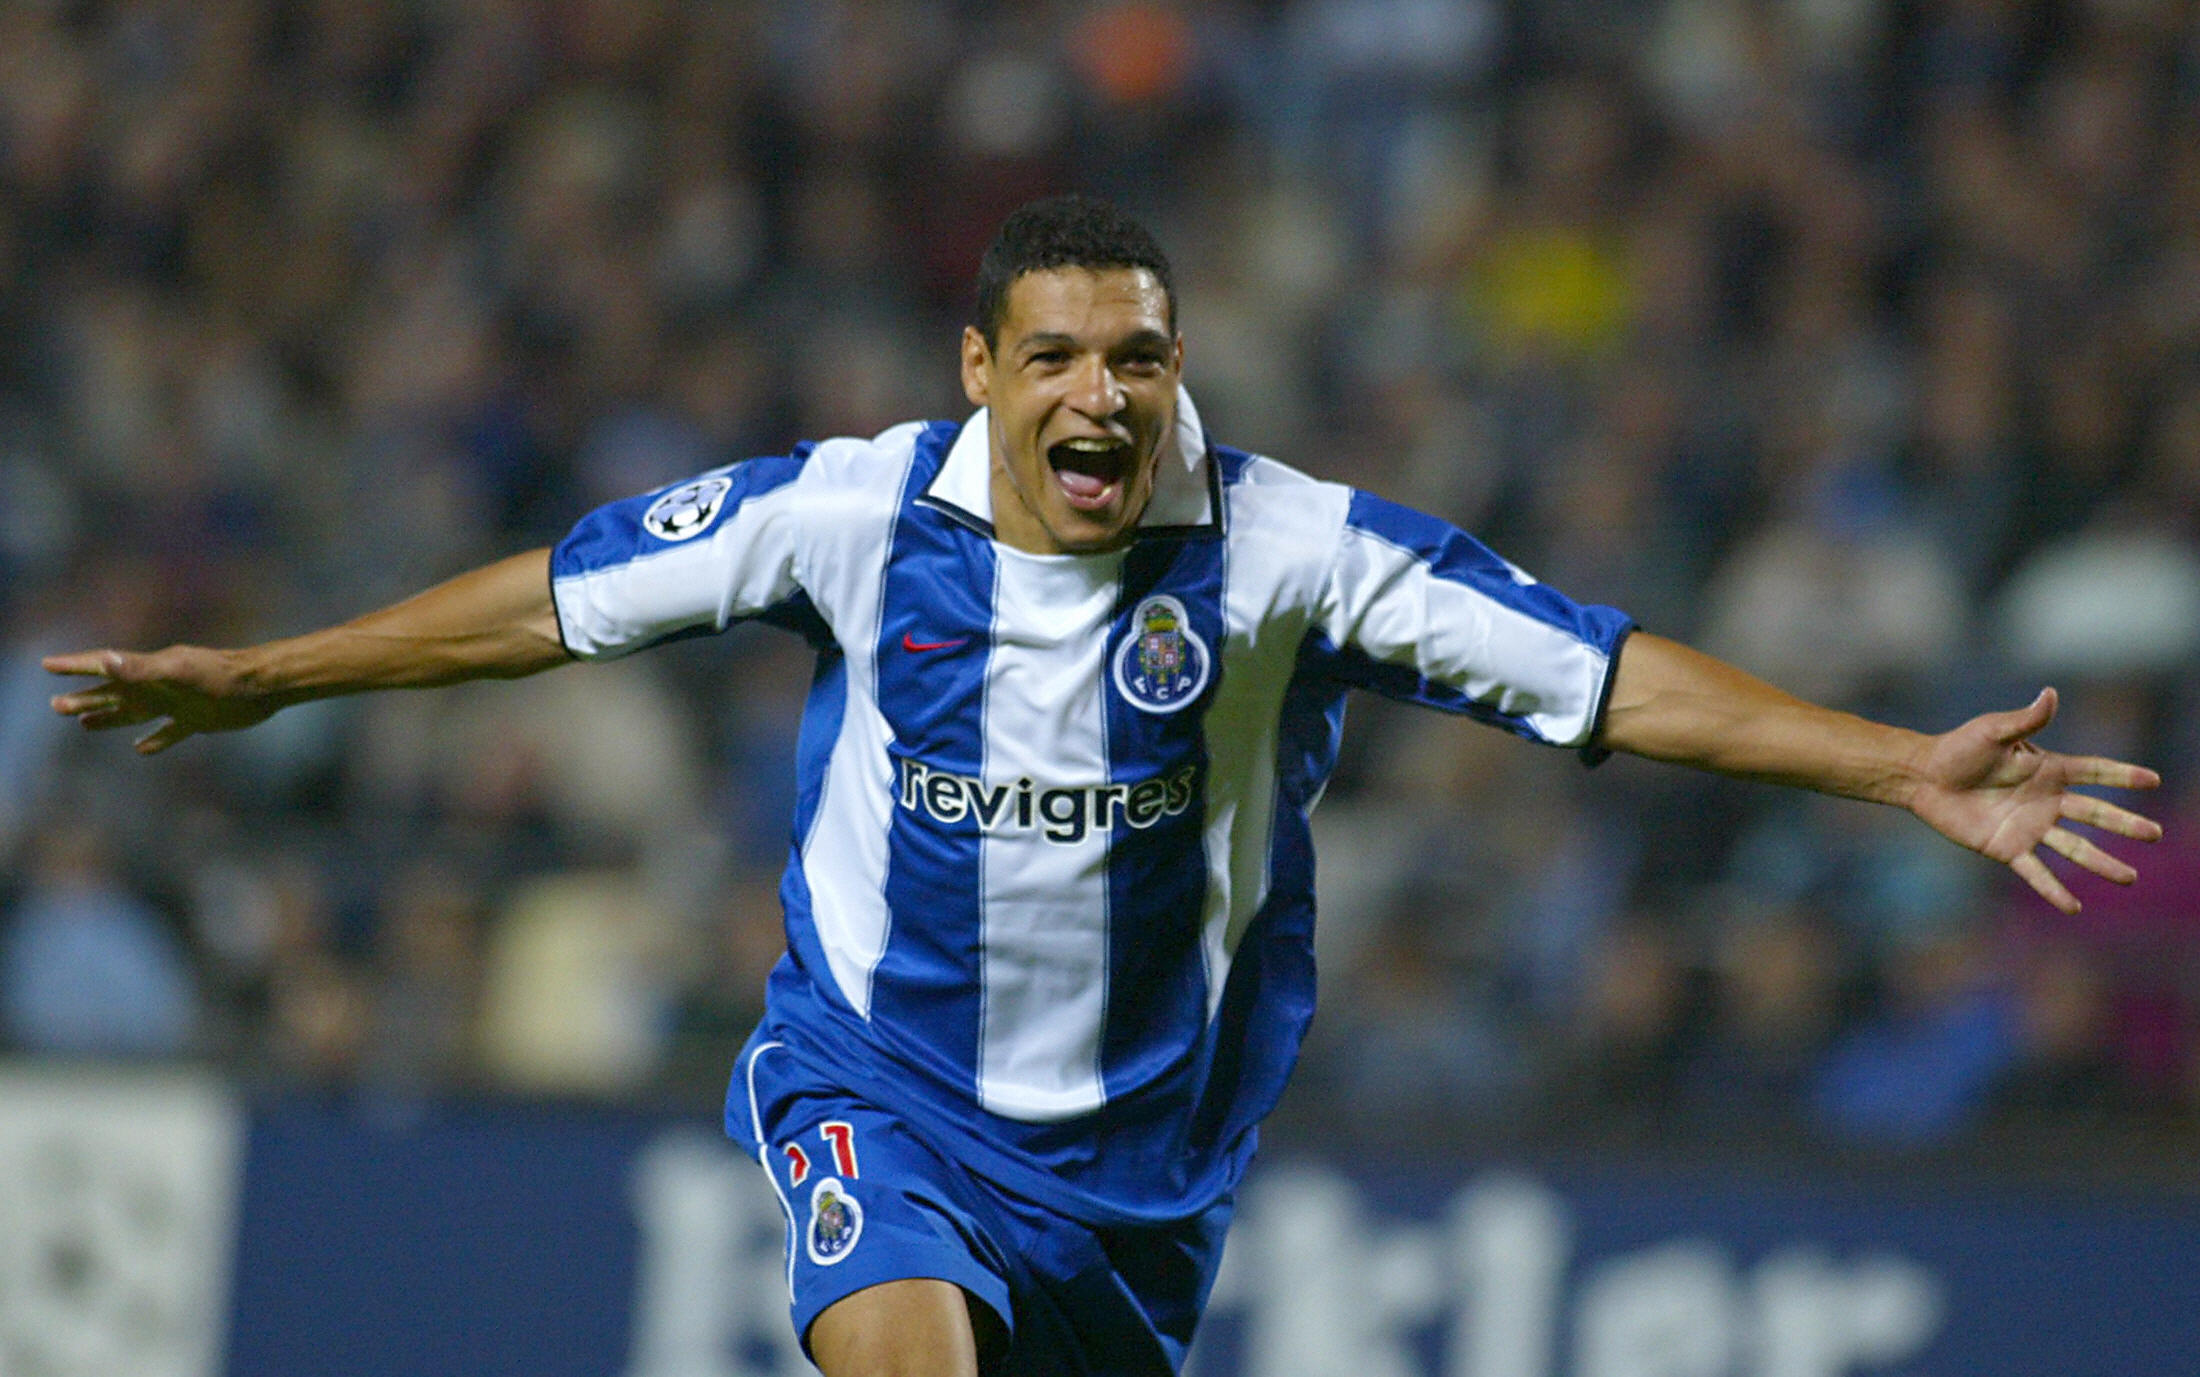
top-left (2, 0), bottom-right (2198, 1161)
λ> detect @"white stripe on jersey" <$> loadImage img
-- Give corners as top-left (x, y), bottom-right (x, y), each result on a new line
top-left (1199, 461), bottom-right (1350, 1016)
top-left (804, 687), bottom-right (899, 1018)
top-left (1326, 523), bottom-right (1612, 748)
top-left (554, 476), bottom-right (805, 656)
top-left (783, 435), bottom-right (923, 1018)
top-left (974, 547), bottom-right (1126, 1118)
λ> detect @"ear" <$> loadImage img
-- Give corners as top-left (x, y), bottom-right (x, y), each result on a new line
top-left (961, 326), bottom-right (992, 408)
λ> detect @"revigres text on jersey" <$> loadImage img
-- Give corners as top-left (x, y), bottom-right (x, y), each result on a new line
top-left (894, 756), bottom-right (1199, 844)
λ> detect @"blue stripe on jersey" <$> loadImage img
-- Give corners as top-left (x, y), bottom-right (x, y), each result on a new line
top-left (776, 648), bottom-right (851, 1014)
top-left (1099, 537), bottom-right (1224, 1108)
top-left (871, 425), bottom-right (996, 1089)
top-left (1329, 489), bottom-right (1633, 738)
top-left (551, 452), bottom-right (807, 580)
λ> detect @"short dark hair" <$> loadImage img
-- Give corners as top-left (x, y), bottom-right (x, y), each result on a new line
top-left (974, 194), bottom-right (1176, 347)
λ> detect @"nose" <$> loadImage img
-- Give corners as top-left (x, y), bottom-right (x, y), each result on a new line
top-left (1069, 354), bottom-right (1126, 419)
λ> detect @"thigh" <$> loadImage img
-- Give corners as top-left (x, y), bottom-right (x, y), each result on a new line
top-left (810, 1278), bottom-right (994, 1377)
top-left (734, 1039), bottom-right (1015, 1361)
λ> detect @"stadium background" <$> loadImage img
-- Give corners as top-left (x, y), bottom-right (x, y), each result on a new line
top-left (1, 2), bottom-right (2197, 1374)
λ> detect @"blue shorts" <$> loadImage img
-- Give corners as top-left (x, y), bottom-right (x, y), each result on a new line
top-left (728, 1034), bottom-right (1233, 1376)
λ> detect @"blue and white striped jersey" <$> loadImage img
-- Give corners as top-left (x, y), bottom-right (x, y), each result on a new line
top-left (551, 393), bottom-right (1633, 1224)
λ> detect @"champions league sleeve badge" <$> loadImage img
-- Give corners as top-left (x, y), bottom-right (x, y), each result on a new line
top-left (1112, 594), bottom-right (1212, 714)
top-left (805, 1178), bottom-right (864, 1266)
top-left (642, 475), bottom-right (734, 542)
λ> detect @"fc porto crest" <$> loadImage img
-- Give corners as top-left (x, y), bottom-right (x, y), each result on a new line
top-left (1112, 594), bottom-right (1211, 714)
top-left (642, 476), bottom-right (733, 542)
top-left (805, 1178), bottom-right (863, 1266)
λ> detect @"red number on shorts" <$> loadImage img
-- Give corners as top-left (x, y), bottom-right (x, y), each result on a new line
top-left (783, 1142), bottom-right (811, 1188)
top-left (820, 1121), bottom-right (859, 1178)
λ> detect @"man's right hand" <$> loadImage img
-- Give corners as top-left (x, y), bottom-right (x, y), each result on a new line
top-left (46, 646), bottom-right (281, 754)
top-left (44, 549), bottom-right (570, 756)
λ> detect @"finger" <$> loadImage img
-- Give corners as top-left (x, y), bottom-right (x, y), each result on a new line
top-left (2042, 826), bottom-right (2138, 885)
top-left (2010, 851), bottom-right (2080, 915)
top-left (1973, 687), bottom-right (2057, 747)
top-left (51, 687), bottom-right (120, 716)
top-left (1971, 686), bottom-right (2068, 752)
top-left (134, 719), bottom-right (196, 754)
top-left (2061, 793), bottom-right (2164, 842)
top-left (57, 684), bottom-right (163, 722)
top-left (2066, 757), bottom-right (2161, 792)
top-left (81, 698), bottom-right (168, 728)
top-left (42, 650), bottom-right (124, 678)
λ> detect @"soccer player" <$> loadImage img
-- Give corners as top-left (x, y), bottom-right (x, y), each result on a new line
top-left (46, 196), bottom-right (2160, 1377)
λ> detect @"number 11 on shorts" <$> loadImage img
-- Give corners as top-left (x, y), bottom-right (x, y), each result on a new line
top-left (784, 1121), bottom-right (860, 1188)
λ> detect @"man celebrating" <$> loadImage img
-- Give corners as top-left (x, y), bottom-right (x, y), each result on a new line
top-left (47, 196), bottom-right (2159, 1377)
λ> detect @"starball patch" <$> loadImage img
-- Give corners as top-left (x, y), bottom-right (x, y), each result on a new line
top-left (642, 475), bottom-right (734, 542)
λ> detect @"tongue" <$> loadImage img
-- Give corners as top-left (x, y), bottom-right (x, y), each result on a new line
top-left (1058, 468), bottom-right (1110, 499)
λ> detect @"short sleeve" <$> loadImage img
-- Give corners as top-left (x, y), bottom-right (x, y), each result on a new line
top-left (550, 452), bottom-right (811, 659)
top-left (1310, 490), bottom-right (1634, 750)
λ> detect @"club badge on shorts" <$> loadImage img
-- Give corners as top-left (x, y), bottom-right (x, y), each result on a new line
top-left (1113, 594), bottom-right (1211, 714)
top-left (805, 1178), bottom-right (863, 1266)
top-left (642, 476), bottom-right (733, 542)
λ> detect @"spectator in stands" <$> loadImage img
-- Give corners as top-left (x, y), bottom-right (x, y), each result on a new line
top-left (5, 1), bottom-right (2196, 1149)
top-left (0, 824), bottom-right (200, 1057)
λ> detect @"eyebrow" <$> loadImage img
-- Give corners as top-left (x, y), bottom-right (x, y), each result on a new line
top-left (1014, 328), bottom-right (1174, 357)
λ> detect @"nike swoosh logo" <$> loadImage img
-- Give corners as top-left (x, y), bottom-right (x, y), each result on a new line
top-left (902, 633), bottom-right (970, 653)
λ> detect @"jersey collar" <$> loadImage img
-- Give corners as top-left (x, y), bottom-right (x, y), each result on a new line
top-left (918, 386), bottom-right (1222, 541)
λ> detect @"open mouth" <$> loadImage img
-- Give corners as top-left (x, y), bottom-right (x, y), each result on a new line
top-left (1048, 436), bottom-right (1133, 511)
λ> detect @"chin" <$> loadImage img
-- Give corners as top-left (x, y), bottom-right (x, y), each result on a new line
top-left (1047, 515), bottom-right (1135, 553)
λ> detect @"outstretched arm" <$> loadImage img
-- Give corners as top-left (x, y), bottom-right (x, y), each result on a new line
top-left (46, 548), bottom-right (569, 755)
top-left (1598, 632), bottom-right (2162, 914)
